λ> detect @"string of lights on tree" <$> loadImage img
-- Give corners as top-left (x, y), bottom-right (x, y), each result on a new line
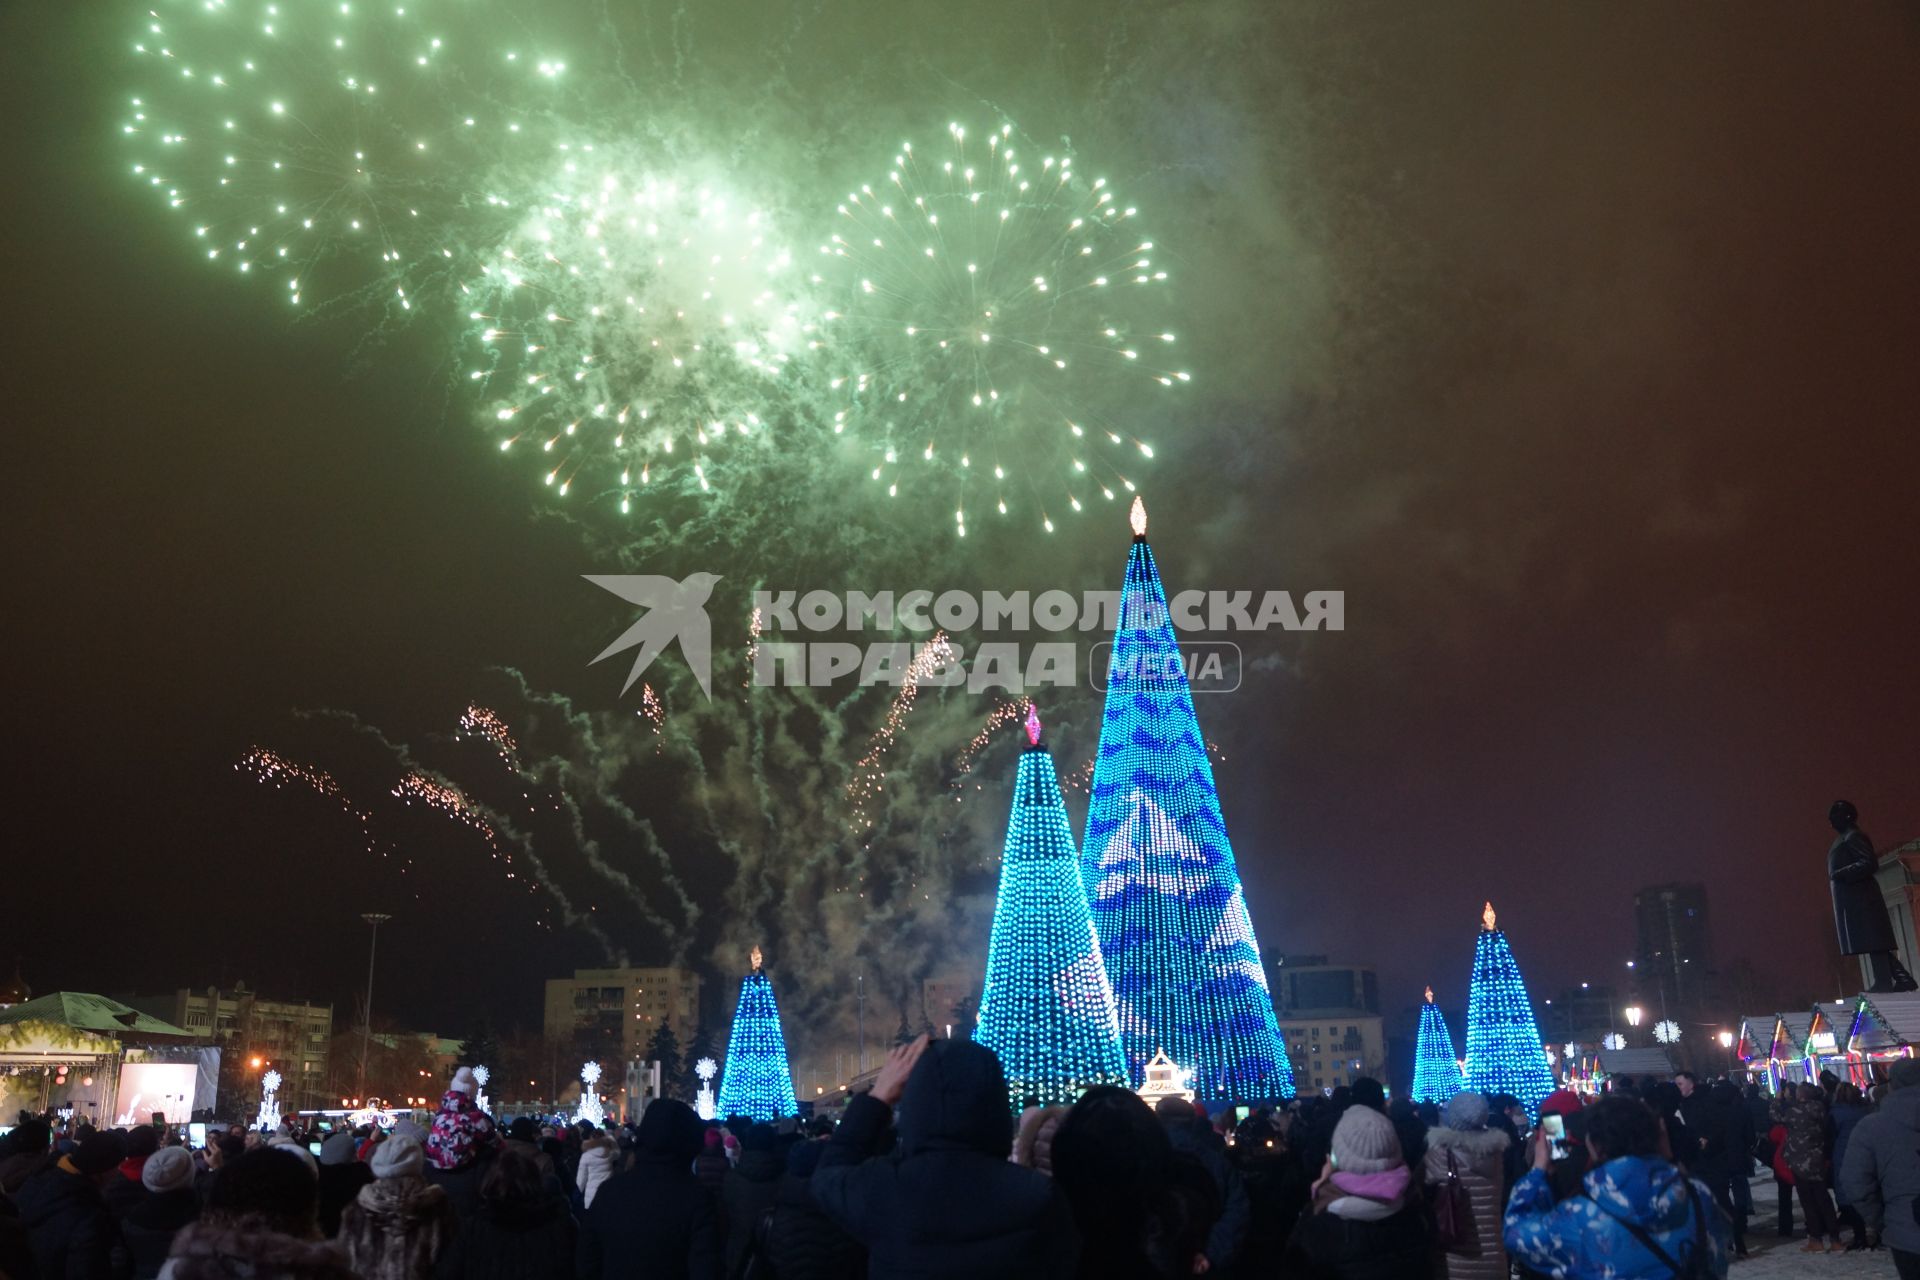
top-left (1462, 902), bottom-right (1554, 1117)
top-left (716, 948), bottom-right (799, 1122)
top-left (974, 704), bottom-right (1131, 1108)
top-left (1080, 499), bottom-right (1294, 1101)
top-left (1411, 986), bottom-right (1464, 1105)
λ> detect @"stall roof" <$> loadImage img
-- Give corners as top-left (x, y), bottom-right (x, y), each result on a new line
top-left (1772, 1014), bottom-right (1812, 1056)
top-left (1597, 1047), bottom-right (1676, 1076)
top-left (1736, 1014), bottom-right (1777, 1059)
top-left (0, 992), bottom-right (196, 1041)
top-left (1851, 993), bottom-right (1920, 1053)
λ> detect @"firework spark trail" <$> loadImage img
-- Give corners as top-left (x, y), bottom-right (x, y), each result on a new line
top-left (482, 669), bottom-right (701, 941)
top-left (459, 705), bottom-right (522, 770)
top-left (845, 633), bottom-right (960, 836)
top-left (236, 746), bottom-right (411, 871)
top-left (290, 708), bottom-right (620, 956)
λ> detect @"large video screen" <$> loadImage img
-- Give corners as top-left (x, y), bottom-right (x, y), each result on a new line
top-left (114, 1063), bottom-right (198, 1126)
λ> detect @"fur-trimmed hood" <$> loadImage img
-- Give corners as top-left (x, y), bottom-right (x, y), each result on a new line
top-left (1425, 1124), bottom-right (1511, 1159)
top-left (351, 1174), bottom-right (448, 1226)
top-left (157, 1218), bottom-right (357, 1280)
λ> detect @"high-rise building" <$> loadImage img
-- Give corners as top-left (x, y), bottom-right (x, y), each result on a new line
top-left (1081, 499), bottom-right (1293, 1101)
top-left (1633, 883), bottom-right (1711, 1006)
top-left (121, 984), bottom-right (333, 1111)
top-left (542, 967), bottom-right (703, 1067)
top-left (1271, 956), bottom-right (1387, 1094)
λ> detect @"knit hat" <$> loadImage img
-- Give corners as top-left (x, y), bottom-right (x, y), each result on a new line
top-left (1538, 1089), bottom-right (1586, 1119)
top-left (370, 1134), bottom-right (425, 1179)
top-left (392, 1118), bottom-right (426, 1144)
top-left (142, 1145), bottom-right (195, 1193)
top-left (1442, 1092), bottom-right (1490, 1131)
top-left (450, 1066), bottom-right (478, 1096)
top-left (318, 1130), bottom-right (357, 1167)
top-left (1891, 1059), bottom-right (1920, 1091)
top-left (1330, 1104), bottom-right (1403, 1174)
top-left (71, 1130), bottom-right (128, 1177)
top-left (266, 1136), bottom-right (318, 1175)
top-left (506, 1117), bottom-right (539, 1143)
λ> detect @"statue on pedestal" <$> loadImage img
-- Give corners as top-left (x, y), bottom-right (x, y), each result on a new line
top-left (1829, 800), bottom-right (1917, 993)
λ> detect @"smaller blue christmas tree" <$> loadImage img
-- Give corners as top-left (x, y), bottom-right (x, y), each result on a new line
top-left (1411, 986), bottom-right (1463, 1105)
top-left (975, 704), bottom-right (1131, 1108)
top-left (1463, 902), bottom-right (1554, 1117)
top-left (716, 948), bottom-right (799, 1122)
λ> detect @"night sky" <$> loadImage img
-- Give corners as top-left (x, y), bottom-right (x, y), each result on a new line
top-left (5, 3), bottom-right (1916, 1062)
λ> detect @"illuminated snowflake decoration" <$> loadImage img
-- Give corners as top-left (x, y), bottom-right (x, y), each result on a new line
top-left (695, 1057), bottom-right (718, 1082)
top-left (1602, 1032), bottom-right (1626, 1051)
top-left (472, 1064), bottom-right (490, 1086)
top-left (580, 1060), bottom-right (602, 1086)
top-left (1653, 1019), bottom-right (1683, 1045)
top-left (261, 1069), bottom-right (282, 1093)
top-left (1563, 1042), bottom-right (1579, 1059)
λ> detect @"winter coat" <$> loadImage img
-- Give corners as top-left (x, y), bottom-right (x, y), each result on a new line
top-left (1771, 1095), bottom-right (1831, 1182)
top-left (811, 1041), bottom-right (1079, 1280)
top-left (426, 1149), bottom-right (493, 1221)
top-left (693, 1150), bottom-right (730, 1197)
top-left (316, 1160), bottom-right (374, 1239)
top-left (0, 1196), bottom-right (38, 1280)
top-left (1281, 1172), bottom-right (1432, 1280)
top-left (155, 1217), bottom-right (357, 1280)
top-left (427, 1091), bottom-right (497, 1172)
top-left (577, 1102), bottom-right (720, 1280)
top-left (1422, 1124), bottom-right (1509, 1280)
top-left (719, 1148), bottom-right (783, 1278)
top-left (14, 1162), bottom-right (128, 1280)
top-left (1831, 825), bottom-right (1899, 955)
top-left (575, 1144), bottom-right (616, 1211)
top-left (1840, 1083), bottom-right (1920, 1253)
top-left (119, 1189), bottom-right (199, 1280)
top-left (434, 1194), bottom-right (574, 1280)
top-left (761, 1155), bottom-right (862, 1280)
top-left (1830, 1101), bottom-right (1870, 1202)
top-left (101, 1165), bottom-right (148, 1220)
top-left (1164, 1119), bottom-right (1249, 1271)
top-left (340, 1176), bottom-right (455, 1280)
top-left (0, 1149), bottom-right (53, 1196)
top-left (1504, 1155), bottom-right (1730, 1280)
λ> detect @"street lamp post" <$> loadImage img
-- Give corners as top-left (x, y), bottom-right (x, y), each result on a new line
top-left (1718, 1030), bottom-right (1735, 1078)
top-left (358, 913), bottom-right (391, 1099)
top-left (1624, 1005), bottom-right (1644, 1045)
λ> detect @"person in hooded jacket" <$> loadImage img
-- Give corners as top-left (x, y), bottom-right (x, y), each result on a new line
top-left (103, 1127), bottom-right (161, 1220)
top-left (1011, 1106), bottom-right (1067, 1176)
top-left (577, 1098), bottom-right (719, 1280)
top-left (1052, 1087), bottom-right (1218, 1279)
top-left (14, 1128), bottom-right (129, 1280)
top-left (1422, 1092), bottom-right (1509, 1280)
top-left (119, 1147), bottom-right (199, 1280)
top-left (811, 1034), bottom-right (1078, 1280)
top-left (434, 1144), bottom-right (573, 1280)
top-left (315, 1129), bottom-right (374, 1239)
top-left (160, 1147), bottom-right (356, 1280)
top-left (1504, 1095), bottom-right (1730, 1280)
top-left (574, 1132), bottom-right (616, 1213)
top-left (1152, 1096), bottom-right (1247, 1275)
top-left (426, 1068), bottom-right (498, 1219)
top-left (759, 1137), bottom-right (865, 1280)
top-left (1828, 1080), bottom-right (1874, 1250)
top-left (1774, 1081), bottom-right (1842, 1251)
top-left (720, 1124), bottom-right (783, 1278)
top-left (1, 1120), bottom-right (55, 1196)
top-left (1281, 1104), bottom-right (1431, 1280)
top-left (1688, 1081), bottom-right (1749, 1259)
top-left (341, 1135), bottom-right (455, 1280)
top-left (1841, 1056), bottom-right (1920, 1275)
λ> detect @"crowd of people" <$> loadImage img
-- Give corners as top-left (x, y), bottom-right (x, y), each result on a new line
top-left (4, 1045), bottom-right (1920, 1280)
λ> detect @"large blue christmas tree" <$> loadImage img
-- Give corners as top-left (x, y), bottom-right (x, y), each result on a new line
top-left (716, 948), bottom-right (799, 1122)
top-left (1081, 499), bottom-right (1294, 1101)
top-left (1411, 986), bottom-right (1463, 1105)
top-left (1463, 903), bottom-right (1554, 1116)
top-left (975, 704), bottom-right (1131, 1108)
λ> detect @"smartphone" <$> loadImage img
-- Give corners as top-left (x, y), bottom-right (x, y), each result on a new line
top-left (308, 1142), bottom-right (323, 1156)
top-left (1541, 1113), bottom-right (1568, 1160)
top-left (188, 1123), bottom-right (207, 1149)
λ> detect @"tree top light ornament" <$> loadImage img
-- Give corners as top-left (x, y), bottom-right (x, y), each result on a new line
top-left (1462, 901), bottom-right (1555, 1117)
top-left (716, 946), bottom-right (799, 1123)
top-left (1081, 499), bottom-right (1294, 1100)
top-left (1411, 986), bottom-right (1463, 1105)
top-left (974, 700), bottom-right (1130, 1108)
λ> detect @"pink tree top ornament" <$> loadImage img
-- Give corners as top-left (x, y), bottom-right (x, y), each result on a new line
top-left (1025, 702), bottom-right (1043, 746)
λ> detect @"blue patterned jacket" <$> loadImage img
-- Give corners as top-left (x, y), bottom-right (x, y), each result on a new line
top-left (1503, 1154), bottom-right (1729, 1279)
